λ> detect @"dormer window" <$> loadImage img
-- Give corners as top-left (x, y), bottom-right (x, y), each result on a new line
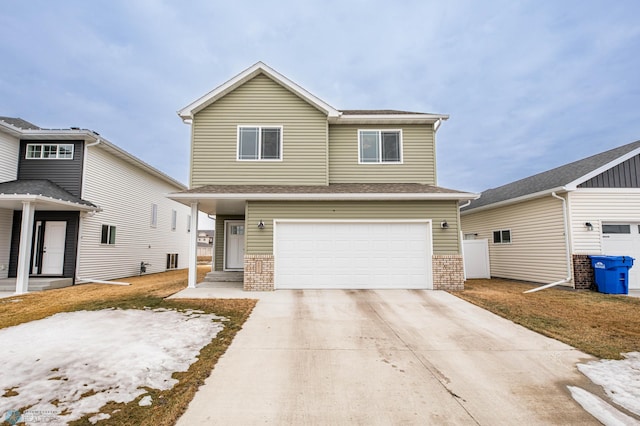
top-left (358, 130), bottom-right (402, 163)
top-left (237, 126), bottom-right (282, 161)
top-left (26, 143), bottom-right (74, 159)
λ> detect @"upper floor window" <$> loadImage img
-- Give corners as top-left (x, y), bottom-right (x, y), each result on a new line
top-left (171, 210), bottom-right (177, 231)
top-left (101, 225), bottom-right (116, 245)
top-left (151, 204), bottom-right (158, 228)
top-left (358, 130), bottom-right (402, 164)
top-left (26, 143), bottom-right (74, 159)
top-left (237, 126), bottom-right (282, 161)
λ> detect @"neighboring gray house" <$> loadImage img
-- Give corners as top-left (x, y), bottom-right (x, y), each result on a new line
top-left (461, 140), bottom-right (640, 291)
top-left (0, 117), bottom-right (191, 293)
top-left (170, 62), bottom-right (477, 291)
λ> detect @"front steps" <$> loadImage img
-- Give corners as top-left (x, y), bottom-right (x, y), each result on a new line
top-left (203, 271), bottom-right (244, 283)
top-left (0, 277), bottom-right (73, 292)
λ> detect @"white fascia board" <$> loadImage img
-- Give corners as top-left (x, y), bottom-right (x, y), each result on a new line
top-left (18, 128), bottom-right (187, 190)
top-left (0, 194), bottom-right (100, 211)
top-left (564, 146), bottom-right (640, 190)
top-left (329, 114), bottom-right (449, 125)
top-left (177, 61), bottom-right (341, 120)
top-left (169, 192), bottom-right (479, 202)
top-left (460, 186), bottom-right (569, 215)
top-left (0, 121), bottom-right (25, 137)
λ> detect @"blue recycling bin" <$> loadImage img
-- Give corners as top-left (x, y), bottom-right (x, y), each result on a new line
top-left (589, 255), bottom-right (634, 294)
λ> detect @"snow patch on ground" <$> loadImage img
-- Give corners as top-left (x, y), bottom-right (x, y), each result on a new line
top-left (138, 395), bottom-right (152, 407)
top-left (0, 308), bottom-right (225, 424)
top-left (568, 386), bottom-right (640, 426)
top-left (577, 353), bottom-right (640, 417)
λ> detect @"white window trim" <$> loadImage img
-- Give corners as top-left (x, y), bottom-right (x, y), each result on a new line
top-left (492, 229), bottom-right (512, 244)
top-left (357, 129), bottom-right (403, 164)
top-left (236, 125), bottom-right (284, 161)
top-left (25, 143), bottom-right (75, 160)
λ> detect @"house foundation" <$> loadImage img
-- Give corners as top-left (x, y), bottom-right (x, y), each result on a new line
top-left (244, 254), bottom-right (275, 291)
top-left (432, 254), bottom-right (465, 291)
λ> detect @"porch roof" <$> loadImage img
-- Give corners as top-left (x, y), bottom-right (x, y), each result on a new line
top-left (0, 180), bottom-right (99, 211)
top-left (169, 183), bottom-right (479, 215)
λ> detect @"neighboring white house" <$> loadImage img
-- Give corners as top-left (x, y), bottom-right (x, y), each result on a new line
top-left (196, 230), bottom-right (214, 257)
top-left (0, 116), bottom-right (191, 292)
top-left (461, 140), bottom-right (640, 290)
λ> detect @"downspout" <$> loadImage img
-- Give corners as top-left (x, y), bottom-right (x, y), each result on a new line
top-left (75, 138), bottom-right (102, 283)
top-left (524, 191), bottom-right (572, 293)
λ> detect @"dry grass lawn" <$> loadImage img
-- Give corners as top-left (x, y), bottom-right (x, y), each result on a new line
top-left (0, 267), bottom-right (257, 426)
top-left (454, 279), bottom-right (640, 360)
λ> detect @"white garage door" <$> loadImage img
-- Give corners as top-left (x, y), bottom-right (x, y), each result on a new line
top-left (601, 223), bottom-right (640, 290)
top-left (274, 221), bottom-right (432, 289)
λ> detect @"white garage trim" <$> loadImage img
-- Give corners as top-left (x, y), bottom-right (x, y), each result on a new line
top-left (273, 219), bottom-right (433, 289)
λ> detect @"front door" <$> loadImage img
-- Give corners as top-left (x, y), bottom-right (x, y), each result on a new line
top-left (225, 221), bottom-right (245, 271)
top-left (41, 221), bottom-right (67, 275)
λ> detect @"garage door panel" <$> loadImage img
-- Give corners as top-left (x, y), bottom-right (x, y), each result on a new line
top-left (275, 221), bottom-right (432, 289)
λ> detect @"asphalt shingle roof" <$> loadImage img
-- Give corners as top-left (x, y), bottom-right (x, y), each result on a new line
top-left (181, 183), bottom-right (469, 195)
top-left (0, 116), bottom-right (40, 130)
top-left (0, 180), bottom-right (96, 207)
top-left (464, 140), bottom-right (640, 211)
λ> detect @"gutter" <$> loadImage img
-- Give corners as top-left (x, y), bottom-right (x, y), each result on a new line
top-left (524, 191), bottom-right (572, 293)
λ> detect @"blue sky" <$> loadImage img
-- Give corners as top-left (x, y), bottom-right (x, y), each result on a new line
top-left (1, 0), bottom-right (639, 192)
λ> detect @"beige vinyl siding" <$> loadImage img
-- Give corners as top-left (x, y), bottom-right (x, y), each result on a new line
top-left (0, 131), bottom-right (19, 182)
top-left (191, 74), bottom-right (328, 186)
top-left (0, 209), bottom-right (12, 278)
top-left (245, 200), bottom-right (460, 255)
top-left (569, 189), bottom-right (640, 254)
top-left (329, 124), bottom-right (436, 184)
top-left (79, 147), bottom-right (191, 280)
top-left (461, 196), bottom-right (567, 284)
top-left (214, 214), bottom-right (244, 271)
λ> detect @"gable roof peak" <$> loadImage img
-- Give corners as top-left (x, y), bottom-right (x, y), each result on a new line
top-left (178, 62), bottom-right (340, 120)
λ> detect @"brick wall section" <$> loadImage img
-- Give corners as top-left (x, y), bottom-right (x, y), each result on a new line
top-left (573, 254), bottom-right (596, 290)
top-left (432, 255), bottom-right (464, 291)
top-left (244, 254), bottom-right (275, 291)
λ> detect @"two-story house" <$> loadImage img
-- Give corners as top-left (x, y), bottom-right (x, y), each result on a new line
top-left (0, 117), bottom-right (191, 293)
top-left (170, 62), bottom-right (477, 291)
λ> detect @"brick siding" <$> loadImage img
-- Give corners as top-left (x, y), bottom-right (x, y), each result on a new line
top-left (573, 254), bottom-right (596, 290)
top-left (432, 254), bottom-right (464, 291)
top-left (243, 254), bottom-right (275, 291)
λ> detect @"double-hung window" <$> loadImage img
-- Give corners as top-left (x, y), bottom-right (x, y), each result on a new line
top-left (358, 130), bottom-right (402, 163)
top-left (238, 126), bottom-right (282, 160)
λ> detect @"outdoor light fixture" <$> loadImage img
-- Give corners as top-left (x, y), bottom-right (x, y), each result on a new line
top-left (258, 220), bottom-right (265, 229)
top-left (440, 220), bottom-right (449, 229)
top-left (585, 222), bottom-right (594, 231)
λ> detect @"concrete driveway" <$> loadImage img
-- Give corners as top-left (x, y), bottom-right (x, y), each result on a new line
top-left (175, 289), bottom-right (600, 425)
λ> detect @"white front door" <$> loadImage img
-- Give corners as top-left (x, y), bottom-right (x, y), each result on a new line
top-left (601, 223), bottom-right (640, 290)
top-left (41, 221), bottom-right (67, 275)
top-left (225, 221), bottom-right (245, 270)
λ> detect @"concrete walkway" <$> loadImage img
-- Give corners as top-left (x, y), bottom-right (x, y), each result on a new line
top-left (172, 288), bottom-right (602, 425)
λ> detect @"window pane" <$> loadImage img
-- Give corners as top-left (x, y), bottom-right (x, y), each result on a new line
top-left (239, 127), bottom-right (259, 159)
top-left (261, 128), bottom-right (280, 159)
top-left (501, 230), bottom-right (511, 243)
top-left (360, 131), bottom-right (379, 162)
top-left (59, 145), bottom-right (73, 159)
top-left (109, 226), bottom-right (116, 244)
top-left (101, 225), bottom-right (109, 244)
top-left (27, 145), bottom-right (41, 158)
top-left (42, 145), bottom-right (56, 158)
top-left (381, 132), bottom-right (400, 162)
top-left (603, 224), bottom-right (631, 234)
top-left (493, 231), bottom-right (501, 243)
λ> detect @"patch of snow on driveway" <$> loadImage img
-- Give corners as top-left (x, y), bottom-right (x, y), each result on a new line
top-left (0, 308), bottom-right (225, 424)
top-left (568, 386), bottom-right (640, 426)
top-left (577, 352), bottom-right (640, 417)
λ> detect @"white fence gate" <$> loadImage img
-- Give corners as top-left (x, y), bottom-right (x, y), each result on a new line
top-left (463, 239), bottom-right (491, 279)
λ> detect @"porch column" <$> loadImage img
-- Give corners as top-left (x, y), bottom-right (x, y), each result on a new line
top-left (188, 202), bottom-right (199, 288)
top-left (15, 201), bottom-right (35, 294)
